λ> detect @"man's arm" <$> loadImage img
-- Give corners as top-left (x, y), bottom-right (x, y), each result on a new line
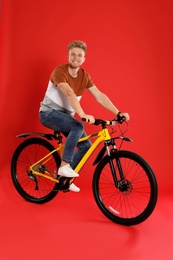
top-left (57, 82), bottom-right (95, 123)
top-left (88, 86), bottom-right (130, 120)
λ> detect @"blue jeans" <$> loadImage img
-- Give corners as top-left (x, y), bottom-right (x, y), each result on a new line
top-left (40, 110), bottom-right (91, 169)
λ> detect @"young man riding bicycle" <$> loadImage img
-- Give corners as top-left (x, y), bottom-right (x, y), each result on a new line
top-left (39, 40), bottom-right (130, 192)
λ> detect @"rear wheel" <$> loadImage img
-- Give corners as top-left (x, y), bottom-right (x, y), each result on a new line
top-left (11, 138), bottom-right (61, 203)
top-left (92, 150), bottom-right (158, 225)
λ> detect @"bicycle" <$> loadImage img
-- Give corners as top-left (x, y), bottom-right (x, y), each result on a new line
top-left (11, 115), bottom-right (158, 226)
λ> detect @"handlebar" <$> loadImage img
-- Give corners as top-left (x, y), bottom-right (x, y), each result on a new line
top-left (82, 114), bottom-right (126, 126)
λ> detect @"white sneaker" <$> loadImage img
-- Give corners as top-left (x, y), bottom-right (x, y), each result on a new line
top-left (58, 164), bottom-right (79, 178)
top-left (69, 183), bottom-right (80, 192)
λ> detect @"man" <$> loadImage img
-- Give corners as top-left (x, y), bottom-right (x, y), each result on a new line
top-left (40, 40), bottom-right (130, 192)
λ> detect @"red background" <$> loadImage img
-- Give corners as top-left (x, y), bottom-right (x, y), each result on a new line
top-left (0, 0), bottom-right (173, 259)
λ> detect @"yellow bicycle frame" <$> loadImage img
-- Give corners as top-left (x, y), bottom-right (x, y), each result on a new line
top-left (30, 127), bottom-right (111, 183)
top-left (74, 128), bottom-right (110, 172)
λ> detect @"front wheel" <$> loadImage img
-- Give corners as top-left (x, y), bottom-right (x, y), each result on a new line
top-left (11, 137), bottom-right (61, 203)
top-left (92, 150), bottom-right (158, 226)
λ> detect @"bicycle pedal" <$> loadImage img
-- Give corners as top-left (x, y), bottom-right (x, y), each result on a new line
top-left (58, 176), bottom-right (70, 191)
top-left (62, 189), bottom-right (70, 193)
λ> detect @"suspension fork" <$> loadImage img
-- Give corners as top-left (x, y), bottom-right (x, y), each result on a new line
top-left (105, 142), bottom-right (119, 187)
top-left (115, 156), bottom-right (124, 180)
top-left (105, 142), bottom-right (124, 188)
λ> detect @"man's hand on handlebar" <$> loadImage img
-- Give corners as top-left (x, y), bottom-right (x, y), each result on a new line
top-left (117, 112), bottom-right (130, 122)
top-left (81, 115), bottom-right (95, 124)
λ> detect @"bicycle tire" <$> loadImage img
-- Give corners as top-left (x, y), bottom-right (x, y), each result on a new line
top-left (92, 150), bottom-right (158, 226)
top-left (11, 137), bottom-right (61, 203)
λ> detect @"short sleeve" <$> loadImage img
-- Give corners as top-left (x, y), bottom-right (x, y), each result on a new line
top-left (50, 65), bottom-right (68, 85)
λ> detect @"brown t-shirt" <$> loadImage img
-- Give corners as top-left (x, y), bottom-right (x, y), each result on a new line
top-left (40, 64), bottom-right (94, 116)
top-left (50, 64), bottom-right (94, 96)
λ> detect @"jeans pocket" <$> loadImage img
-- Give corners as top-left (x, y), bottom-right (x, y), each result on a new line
top-left (40, 111), bottom-right (51, 124)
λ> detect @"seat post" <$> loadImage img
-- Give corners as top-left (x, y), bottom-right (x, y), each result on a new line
top-left (54, 131), bottom-right (63, 144)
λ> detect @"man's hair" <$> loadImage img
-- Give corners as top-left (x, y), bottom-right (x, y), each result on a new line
top-left (67, 40), bottom-right (87, 54)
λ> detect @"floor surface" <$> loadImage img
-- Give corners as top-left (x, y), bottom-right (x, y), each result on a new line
top-left (0, 166), bottom-right (173, 260)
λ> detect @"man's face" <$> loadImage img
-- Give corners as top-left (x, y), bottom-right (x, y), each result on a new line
top-left (68, 47), bottom-right (86, 68)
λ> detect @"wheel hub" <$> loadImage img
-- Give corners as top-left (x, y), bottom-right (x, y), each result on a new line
top-left (118, 179), bottom-right (133, 194)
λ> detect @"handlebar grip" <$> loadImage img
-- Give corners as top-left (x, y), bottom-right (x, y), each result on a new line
top-left (117, 114), bottom-right (126, 124)
top-left (82, 117), bottom-right (90, 123)
top-left (82, 117), bottom-right (105, 125)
